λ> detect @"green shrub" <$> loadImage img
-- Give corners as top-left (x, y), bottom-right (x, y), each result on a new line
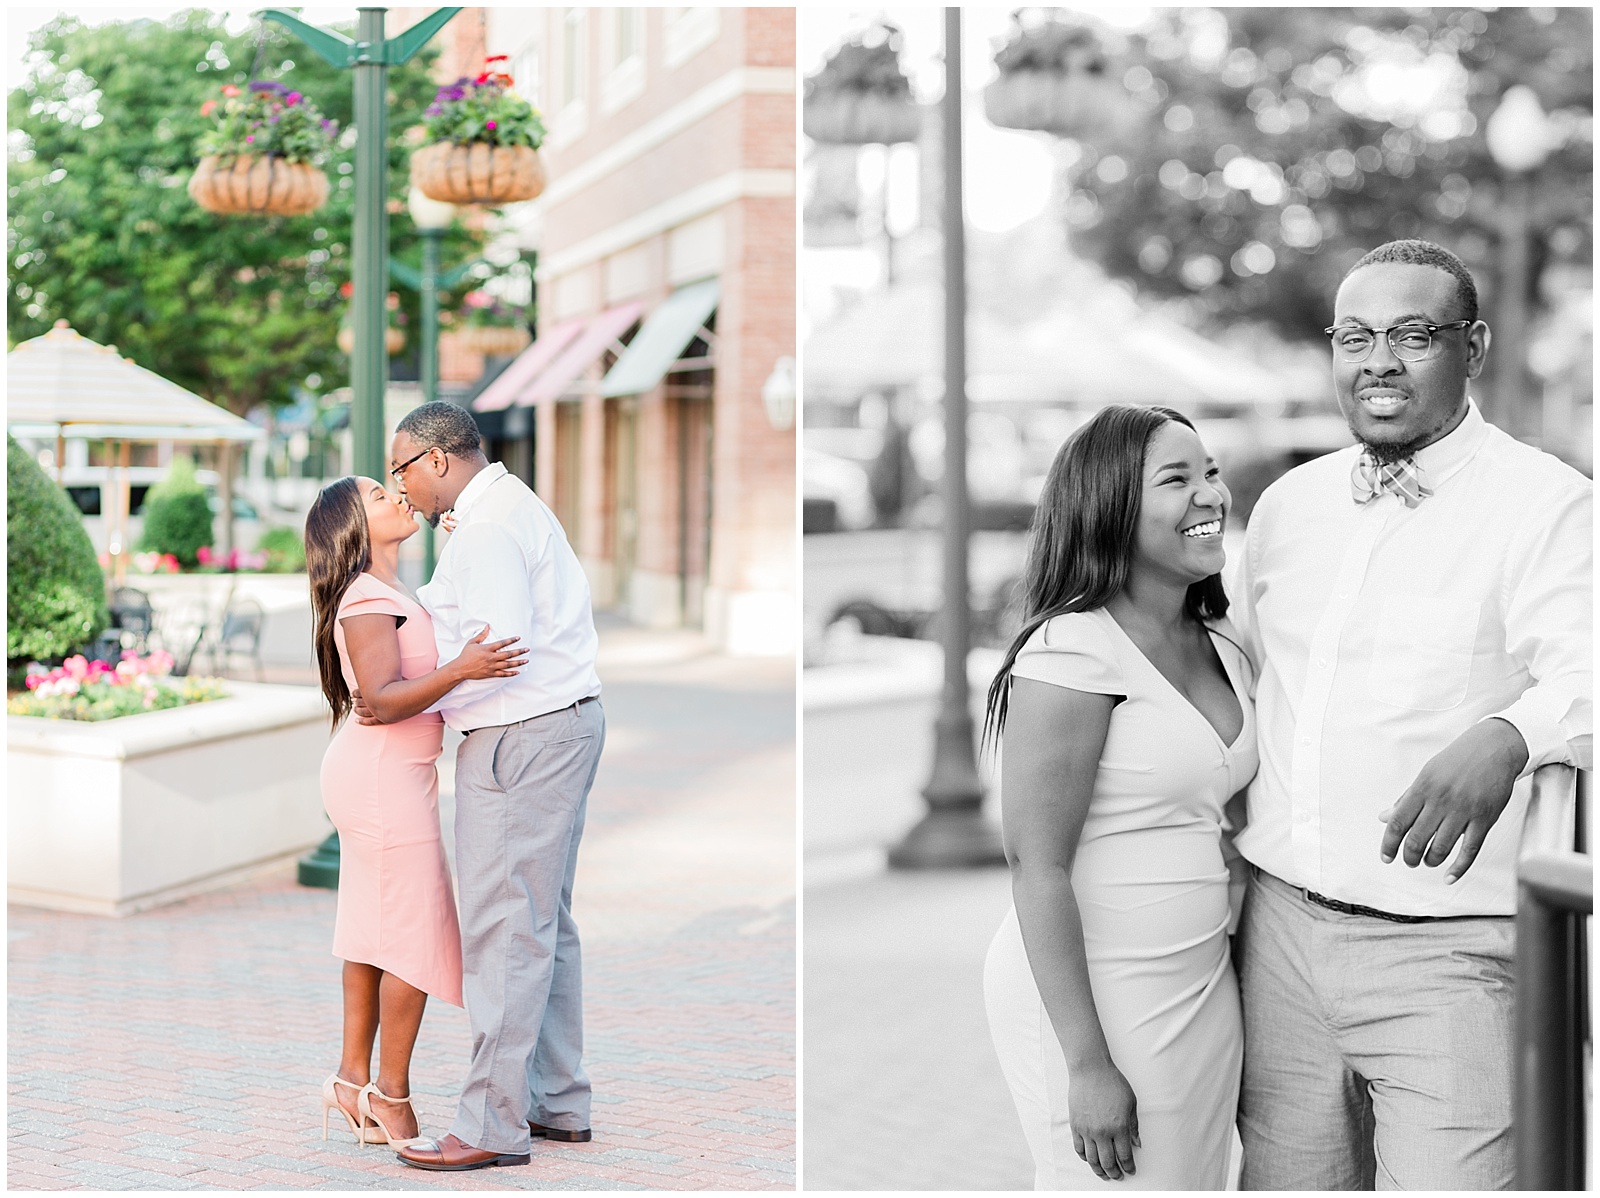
top-left (138, 455), bottom-right (213, 567)
top-left (257, 525), bottom-right (307, 573)
top-left (7, 435), bottom-right (109, 666)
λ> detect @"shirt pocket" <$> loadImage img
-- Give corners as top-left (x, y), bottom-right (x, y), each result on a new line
top-left (1366, 594), bottom-right (1480, 711)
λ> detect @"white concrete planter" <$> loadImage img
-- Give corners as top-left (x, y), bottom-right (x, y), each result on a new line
top-left (8, 681), bottom-right (332, 915)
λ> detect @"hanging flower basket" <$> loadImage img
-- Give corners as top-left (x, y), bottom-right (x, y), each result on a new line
top-left (412, 142), bottom-right (545, 205)
top-left (804, 89), bottom-right (922, 145)
top-left (188, 155), bottom-right (330, 216)
top-left (984, 19), bottom-right (1129, 140)
top-left (336, 325), bottom-right (406, 356)
top-left (412, 58), bottom-right (547, 205)
top-left (455, 325), bottom-right (532, 356)
top-left (187, 82), bottom-right (338, 216)
top-left (804, 25), bottom-right (920, 145)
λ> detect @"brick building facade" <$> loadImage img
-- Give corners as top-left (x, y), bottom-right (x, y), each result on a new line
top-left (396, 8), bottom-right (796, 654)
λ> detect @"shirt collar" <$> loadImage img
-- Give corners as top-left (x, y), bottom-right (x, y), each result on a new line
top-left (1412, 396), bottom-right (1488, 488)
top-left (449, 461), bottom-right (507, 520)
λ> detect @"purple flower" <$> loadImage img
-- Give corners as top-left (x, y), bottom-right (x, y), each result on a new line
top-left (249, 80), bottom-right (289, 94)
top-left (485, 120), bottom-right (496, 130)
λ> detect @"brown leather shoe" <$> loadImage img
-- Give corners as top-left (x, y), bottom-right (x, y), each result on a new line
top-left (394, 1133), bottom-right (530, 1171)
top-left (529, 1119), bottom-right (591, 1143)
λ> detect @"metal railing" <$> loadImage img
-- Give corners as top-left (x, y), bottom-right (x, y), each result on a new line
top-left (1514, 763), bottom-right (1591, 1190)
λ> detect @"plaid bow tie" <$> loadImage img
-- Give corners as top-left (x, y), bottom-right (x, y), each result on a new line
top-left (1350, 451), bottom-right (1432, 508)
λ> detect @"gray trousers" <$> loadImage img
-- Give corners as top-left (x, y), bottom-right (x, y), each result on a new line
top-left (448, 698), bottom-right (605, 1154)
top-left (1236, 867), bottom-right (1515, 1191)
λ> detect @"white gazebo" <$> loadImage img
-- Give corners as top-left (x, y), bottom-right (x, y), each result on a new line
top-left (7, 321), bottom-right (265, 578)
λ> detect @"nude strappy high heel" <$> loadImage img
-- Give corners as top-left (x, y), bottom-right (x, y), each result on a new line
top-left (358, 1082), bottom-right (429, 1150)
top-left (321, 1074), bottom-right (379, 1145)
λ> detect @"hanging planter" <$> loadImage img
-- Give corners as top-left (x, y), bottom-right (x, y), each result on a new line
top-left (187, 82), bottom-right (338, 216)
top-left (412, 58), bottom-right (547, 205)
top-left (455, 324), bottom-right (532, 356)
top-left (336, 325), bottom-right (406, 356)
top-left (449, 290), bottom-right (532, 356)
top-left (804, 25), bottom-right (921, 145)
top-left (984, 18), bottom-right (1129, 140)
top-left (336, 287), bottom-right (406, 356)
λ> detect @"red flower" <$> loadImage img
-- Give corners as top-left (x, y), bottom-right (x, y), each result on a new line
top-left (200, 99), bottom-right (217, 116)
top-left (222, 84), bottom-right (242, 98)
top-left (485, 54), bottom-right (509, 63)
top-left (339, 281), bottom-right (355, 299)
top-left (474, 72), bottom-right (490, 84)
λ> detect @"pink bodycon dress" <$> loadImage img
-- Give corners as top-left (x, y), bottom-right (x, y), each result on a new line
top-left (320, 572), bottom-right (463, 1006)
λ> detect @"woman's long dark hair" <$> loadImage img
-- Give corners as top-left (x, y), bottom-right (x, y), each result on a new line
top-left (305, 477), bottom-right (371, 728)
top-left (982, 405), bottom-right (1229, 748)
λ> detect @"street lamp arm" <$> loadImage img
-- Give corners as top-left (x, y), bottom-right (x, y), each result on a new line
top-left (440, 260), bottom-right (485, 288)
top-left (388, 259), bottom-right (423, 290)
top-left (387, 258), bottom-right (485, 291)
top-left (254, 10), bottom-right (358, 69)
top-left (385, 8), bottom-right (463, 66)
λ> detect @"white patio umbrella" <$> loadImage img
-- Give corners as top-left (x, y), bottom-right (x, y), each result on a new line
top-left (7, 321), bottom-right (265, 578)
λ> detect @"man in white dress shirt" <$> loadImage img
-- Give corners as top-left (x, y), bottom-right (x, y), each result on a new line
top-left (1230, 241), bottom-right (1591, 1189)
top-left (376, 402), bottom-right (604, 1172)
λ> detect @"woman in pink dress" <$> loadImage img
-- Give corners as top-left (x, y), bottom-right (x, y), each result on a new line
top-left (305, 476), bottom-right (526, 1149)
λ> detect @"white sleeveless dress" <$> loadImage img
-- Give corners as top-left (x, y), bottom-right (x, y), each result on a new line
top-left (984, 607), bottom-right (1258, 1190)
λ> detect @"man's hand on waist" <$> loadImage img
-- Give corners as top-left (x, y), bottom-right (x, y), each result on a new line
top-left (1378, 717), bottom-right (1530, 883)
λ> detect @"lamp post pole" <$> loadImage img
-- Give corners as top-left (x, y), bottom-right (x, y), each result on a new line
top-left (1485, 85), bottom-right (1554, 439)
top-left (889, 7), bottom-right (1005, 870)
top-left (419, 223), bottom-right (441, 577)
top-left (257, 4), bottom-right (461, 889)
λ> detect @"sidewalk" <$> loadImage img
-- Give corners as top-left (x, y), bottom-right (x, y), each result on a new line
top-left (8, 615), bottom-right (795, 1190)
top-left (804, 867), bottom-right (1031, 1191)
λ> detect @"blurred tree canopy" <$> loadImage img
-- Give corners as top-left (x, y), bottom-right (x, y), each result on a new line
top-left (1050, 6), bottom-right (1592, 341)
top-left (6, 11), bottom-right (485, 415)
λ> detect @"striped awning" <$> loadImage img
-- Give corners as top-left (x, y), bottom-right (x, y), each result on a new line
top-left (524, 301), bottom-right (646, 405)
top-left (600, 279), bottom-right (719, 398)
top-left (7, 323), bottom-right (263, 442)
top-left (471, 319), bottom-right (585, 413)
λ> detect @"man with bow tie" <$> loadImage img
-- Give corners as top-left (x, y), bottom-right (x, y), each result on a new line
top-left (368, 400), bottom-right (604, 1172)
top-left (1227, 240), bottom-right (1591, 1189)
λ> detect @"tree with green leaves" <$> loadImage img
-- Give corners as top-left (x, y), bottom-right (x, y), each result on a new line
top-left (7, 11), bottom-right (485, 416)
top-left (1046, 7), bottom-right (1591, 343)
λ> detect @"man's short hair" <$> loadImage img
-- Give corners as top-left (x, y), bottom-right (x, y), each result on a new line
top-left (1344, 239), bottom-right (1479, 324)
top-left (395, 401), bottom-right (485, 458)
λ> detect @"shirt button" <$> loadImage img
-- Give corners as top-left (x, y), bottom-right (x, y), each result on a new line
top-left (1300, 736), bottom-right (1312, 746)
top-left (1317, 658), bottom-right (1329, 669)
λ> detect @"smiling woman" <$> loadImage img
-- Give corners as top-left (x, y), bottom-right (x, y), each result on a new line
top-left (978, 404), bottom-right (1251, 1189)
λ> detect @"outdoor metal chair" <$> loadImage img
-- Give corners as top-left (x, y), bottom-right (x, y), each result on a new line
top-left (107, 586), bottom-right (154, 655)
top-left (209, 597), bottom-right (266, 681)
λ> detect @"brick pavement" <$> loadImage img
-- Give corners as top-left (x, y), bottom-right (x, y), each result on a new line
top-left (803, 868), bottom-right (1032, 1191)
top-left (8, 624), bottom-right (795, 1190)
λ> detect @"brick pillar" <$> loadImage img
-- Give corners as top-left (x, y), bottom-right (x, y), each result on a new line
top-left (706, 192), bottom-right (795, 655)
top-left (578, 390), bottom-right (611, 604)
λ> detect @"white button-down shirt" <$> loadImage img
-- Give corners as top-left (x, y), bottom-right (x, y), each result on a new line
top-left (419, 462), bottom-right (601, 732)
top-left (1230, 401), bottom-right (1591, 916)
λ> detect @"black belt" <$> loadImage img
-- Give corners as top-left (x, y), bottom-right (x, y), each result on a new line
top-left (1301, 889), bottom-right (1441, 924)
top-left (463, 695), bottom-right (599, 736)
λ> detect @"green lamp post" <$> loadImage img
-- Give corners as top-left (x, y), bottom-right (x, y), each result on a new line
top-left (391, 186), bottom-right (481, 580)
top-left (260, 5), bottom-right (462, 889)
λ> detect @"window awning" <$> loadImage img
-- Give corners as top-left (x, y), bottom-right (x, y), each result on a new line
top-left (600, 279), bottom-right (720, 398)
top-left (471, 319), bottom-right (585, 413)
top-left (525, 300), bottom-right (647, 405)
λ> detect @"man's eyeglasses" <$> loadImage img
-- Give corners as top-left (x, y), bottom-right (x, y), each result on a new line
top-left (390, 447), bottom-right (437, 481)
top-left (1324, 320), bottom-right (1472, 363)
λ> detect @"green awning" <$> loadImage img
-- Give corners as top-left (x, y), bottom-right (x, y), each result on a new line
top-left (599, 278), bottom-right (719, 398)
